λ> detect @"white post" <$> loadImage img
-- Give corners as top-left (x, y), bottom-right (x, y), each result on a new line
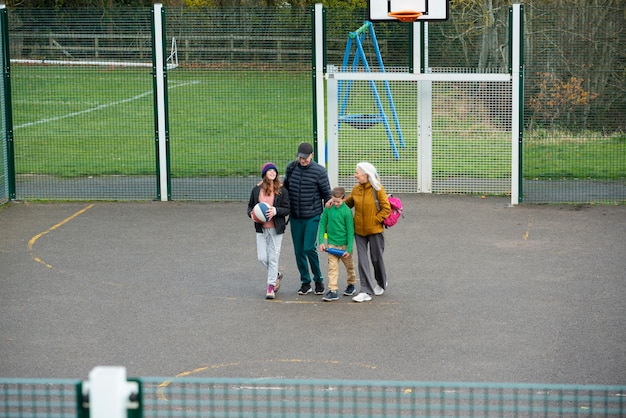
top-left (411, 21), bottom-right (421, 72)
top-left (510, 3), bottom-right (522, 205)
top-left (415, 22), bottom-right (432, 193)
top-left (326, 69), bottom-right (339, 187)
top-left (422, 22), bottom-right (429, 70)
top-left (314, 3), bottom-right (326, 167)
top-left (88, 366), bottom-right (137, 418)
top-left (417, 79), bottom-right (433, 193)
top-left (154, 3), bottom-right (168, 201)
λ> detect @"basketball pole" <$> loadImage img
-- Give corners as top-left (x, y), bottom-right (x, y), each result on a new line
top-left (326, 72), bottom-right (339, 188)
top-left (510, 3), bottom-right (523, 205)
top-left (414, 21), bottom-right (433, 193)
top-left (313, 3), bottom-right (326, 167)
top-left (153, 3), bottom-right (170, 201)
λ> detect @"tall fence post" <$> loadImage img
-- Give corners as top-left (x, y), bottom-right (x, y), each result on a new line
top-left (414, 21), bottom-right (432, 193)
top-left (510, 3), bottom-right (523, 205)
top-left (0, 4), bottom-right (15, 202)
top-left (326, 68), bottom-right (338, 187)
top-left (152, 3), bottom-right (170, 201)
top-left (313, 3), bottom-right (326, 167)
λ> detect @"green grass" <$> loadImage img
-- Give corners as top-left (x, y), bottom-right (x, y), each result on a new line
top-left (523, 130), bottom-right (626, 180)
top-left (10, 65), bottom-right (625, 181)
top-left (12, 66), bottom-right (312, 177)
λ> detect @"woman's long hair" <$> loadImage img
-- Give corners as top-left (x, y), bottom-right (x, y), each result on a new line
top-left (356, 162), bottom-right (382, 191)
top-left (262, 175), bottom-right (283, 196)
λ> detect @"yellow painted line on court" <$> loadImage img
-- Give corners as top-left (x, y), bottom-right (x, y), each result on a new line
top-left (267, 299), bottom-right (398, 305)
top-left (157, 363), bottom-right (242, 401)
top-left (267, 299), bottom-right (319, 304)
top-left (157, 359), bottom-right (380, 402)
top-left (27, 204), bottom-right (95, 268)
top-left (211, 296), bottom-right (398, 305)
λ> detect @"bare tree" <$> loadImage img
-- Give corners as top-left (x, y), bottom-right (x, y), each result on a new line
top-left (525, 0), bottom-right (625, 129)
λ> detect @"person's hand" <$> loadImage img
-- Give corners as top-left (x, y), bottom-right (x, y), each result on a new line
top-left (325, 200), bottom-right (332, 208)
top-left (342, 251), bottom-right (350, 258)
top-left (266, 206), bottom-right (277, 220)
top-left (319, 244), bottom-right (326, 252)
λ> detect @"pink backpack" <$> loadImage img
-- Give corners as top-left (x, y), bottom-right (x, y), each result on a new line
top-left (374, 190), bottom-right (404, 228)
top-left (383, 195), bottom-right (404, 228)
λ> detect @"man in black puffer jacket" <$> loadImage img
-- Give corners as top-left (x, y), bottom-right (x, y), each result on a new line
top-left (283, 142), bottom-right (332, 296)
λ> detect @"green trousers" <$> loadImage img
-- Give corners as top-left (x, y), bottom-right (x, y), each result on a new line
top-left (289, 215), bottom-right (323, 284)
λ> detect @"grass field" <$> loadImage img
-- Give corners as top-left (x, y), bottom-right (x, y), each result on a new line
top-left (524, 130), bottom-right (626, 180)
top-left (10, 65), bottom-right (625, 181)
top-left (13, 66), bottom-right (312, 177)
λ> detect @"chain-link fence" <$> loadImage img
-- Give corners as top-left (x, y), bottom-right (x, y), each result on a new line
top-left (519, 2), bottom-right (626, 203)
top-left (2, 377), bottom-right (625, 417)
top-left (2, 3), bottom-right (625, 203)
top-left (9, 8), bottom-right (158, 200)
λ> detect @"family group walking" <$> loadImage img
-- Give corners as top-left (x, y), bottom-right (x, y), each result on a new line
top-left (247, 142), bottom-right (391, 302)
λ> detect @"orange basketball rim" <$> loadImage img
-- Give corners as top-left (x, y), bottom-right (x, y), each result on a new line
top-left (387, 10), bottom-right (423, 22)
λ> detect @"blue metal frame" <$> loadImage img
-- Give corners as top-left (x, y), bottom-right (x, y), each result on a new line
top-left (338, 21), bottom-right (404, 159)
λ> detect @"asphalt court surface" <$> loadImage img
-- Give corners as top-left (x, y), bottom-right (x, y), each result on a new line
top-left (1, 195), bottom-right (625, 385)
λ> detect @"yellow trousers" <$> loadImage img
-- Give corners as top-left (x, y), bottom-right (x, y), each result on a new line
top-left (326, 245), bottom-right (356, 292)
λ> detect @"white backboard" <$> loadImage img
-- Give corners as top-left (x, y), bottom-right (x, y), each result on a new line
top-left (369, 0), bottom-right (449, 21)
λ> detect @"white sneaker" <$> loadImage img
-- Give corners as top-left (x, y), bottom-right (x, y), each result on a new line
top-left (352, 292), bottom-right (372, 302)
top-left (374, 285), bottom-right (384, 296)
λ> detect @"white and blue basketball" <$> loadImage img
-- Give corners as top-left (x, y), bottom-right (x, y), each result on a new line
top-left (253, 202), bottom-right (271, 223)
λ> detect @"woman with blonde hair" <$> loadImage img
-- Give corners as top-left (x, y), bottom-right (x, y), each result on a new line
top-left (344, 162), bottom-right (391, 302)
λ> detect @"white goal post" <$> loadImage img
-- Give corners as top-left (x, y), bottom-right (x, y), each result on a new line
top-left (11, 36), bottom-right (178, 70)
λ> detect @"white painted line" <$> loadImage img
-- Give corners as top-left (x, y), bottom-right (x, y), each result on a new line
top-left (14, 80), bottom-right (199, 130)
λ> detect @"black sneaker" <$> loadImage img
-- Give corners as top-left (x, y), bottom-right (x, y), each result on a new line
top-left (314, 282), bottom-right (325, 295)
top-left (298, 283), bottom-right (312, 295)
top-left (322, 290), bottom-right (339, 301)
top-left (343, 284), bottom-right (356, 296)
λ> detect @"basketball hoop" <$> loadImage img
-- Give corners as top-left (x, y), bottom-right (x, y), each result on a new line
top-left (387, 10), bottom-right (423, 22)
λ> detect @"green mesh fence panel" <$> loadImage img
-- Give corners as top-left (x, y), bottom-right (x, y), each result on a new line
top-left (334, 78), bottom-right (421, 194)
top-left (145, 378), bottom-right (626, 417)
top-left (327, 11), bottom-right (512, 196)
top-left (165, 7), bottom-right (313, 200)
top-left (328, 18), bottom-right (417, 193)
top-left (10, 8), bottom-right (156, 200)
top-left (520, 3), bottom-right (626, 204)
top-left (0, 379), bottom-right (79, 417)
top-left (431, 79), bottom-right (512, 195)
top-left (2, 378), bottom-right (625, 417)
top-left (4, 3), bottom-right (626, 203)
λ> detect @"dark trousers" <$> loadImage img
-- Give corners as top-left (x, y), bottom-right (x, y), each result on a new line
top-left (290, 215), bottom-right (323, 284)
top-left (355, 233), bottom-right (386, 294)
